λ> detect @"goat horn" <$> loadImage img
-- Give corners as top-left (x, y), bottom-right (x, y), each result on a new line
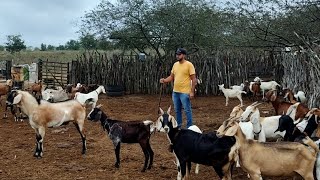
top-left (96, 104), bottom-right (103, 108)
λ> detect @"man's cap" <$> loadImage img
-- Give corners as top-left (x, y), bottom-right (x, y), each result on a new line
top-left (176, 48), bottom-right (187, 55)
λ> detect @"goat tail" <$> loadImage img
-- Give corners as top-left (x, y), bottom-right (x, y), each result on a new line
top-left (144, 120), bottom-right (155, 134)
top-left (303, 136), bottom-right (320, 154)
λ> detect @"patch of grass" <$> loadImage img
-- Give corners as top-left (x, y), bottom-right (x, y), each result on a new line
top-left (0, 50), bottom-right (81, 65)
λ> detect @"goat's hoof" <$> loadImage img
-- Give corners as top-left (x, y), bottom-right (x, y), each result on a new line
top-left (115, 163), bottom-right (120, 168)
top-left (147, 165), bottom-right (152, 170)
top-left (141, 168), bottom-right (146, 172)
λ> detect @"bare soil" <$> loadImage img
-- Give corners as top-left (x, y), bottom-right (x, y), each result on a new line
top-left (0, 94), bottom-right (300, 179)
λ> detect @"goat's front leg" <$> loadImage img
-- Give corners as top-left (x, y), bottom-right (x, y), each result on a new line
top-left (225, 97), bottom-right (229, 106)
top-left (114, 143), bottom-right (121, 168)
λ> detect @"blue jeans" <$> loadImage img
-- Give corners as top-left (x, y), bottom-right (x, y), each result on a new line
top-left (172, 92), bottom-right (193, 128)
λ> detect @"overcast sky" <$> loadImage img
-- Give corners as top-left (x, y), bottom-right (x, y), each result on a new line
top-left (0, 0), bottom-right (102, 48)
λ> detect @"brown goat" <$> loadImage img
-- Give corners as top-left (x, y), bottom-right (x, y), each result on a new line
top-left (264, 90), bottom-right (309, 121)
top-left (250, 82), bottom-right (261, 101)
top-left (31, 80), bottom-right (42, 98)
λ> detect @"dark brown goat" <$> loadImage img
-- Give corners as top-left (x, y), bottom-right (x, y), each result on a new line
top-left (87, 105), bottom-right (154, 172)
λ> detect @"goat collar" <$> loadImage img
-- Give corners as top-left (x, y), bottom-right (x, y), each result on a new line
top-left (95, 90), bottom-right (99, 95)
top-left (253, 124), bottom-right (262, 140)
top-left (253, 124), bottom-right (262, 135)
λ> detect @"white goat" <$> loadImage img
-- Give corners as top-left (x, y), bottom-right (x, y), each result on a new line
top-left (74, 85), bottom-right (106, 110)
top-left (253, 77), bottom-right (280, 98)
top-left (231, 83), bottom-right (245, 91)
top-left (218, 84), bottom-right (246, 107)
top-left (42, 88), bottom-right (69, 102)
top-left (239, 102), bottom-right (285, 142)
top-left (217, 120), bottom-right (319, 180)
top-left (6, 90), bottom-right (91, 158)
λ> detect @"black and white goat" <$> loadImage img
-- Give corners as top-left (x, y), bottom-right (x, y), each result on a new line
top-left (87, 105), bottom-right (154, 172)
top-left (155, 107), bottom-right (238, 180)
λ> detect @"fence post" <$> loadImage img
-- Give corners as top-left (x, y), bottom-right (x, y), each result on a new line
top-left (37, 59), bottom-right (43, 81)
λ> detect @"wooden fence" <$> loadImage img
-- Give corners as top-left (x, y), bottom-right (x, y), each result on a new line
top-left (70, 49), bottom-right (283, 95)
top-left (38, 59), bottom-right (69, 87)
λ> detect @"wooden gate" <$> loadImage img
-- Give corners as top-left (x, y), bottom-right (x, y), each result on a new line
top-left (38, 59), bottom-right (70, 87)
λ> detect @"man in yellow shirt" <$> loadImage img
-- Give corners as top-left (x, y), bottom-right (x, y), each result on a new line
top-left (160, 48), bottom-right (197, 128)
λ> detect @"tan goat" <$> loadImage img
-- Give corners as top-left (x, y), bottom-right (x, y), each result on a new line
top-left (217, 120), bottom-right (318, 180)
top-left (6, 90), bottom-right (92, 158)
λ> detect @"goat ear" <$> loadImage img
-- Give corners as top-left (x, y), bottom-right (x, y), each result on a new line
top-left (271, 93), bottom-right (277, 101)
top-left (225, 123), bottom-right (239, 136)
top-left (159, 107), bottom-right (164, 115)
top-left (13, 94), bottom-right (22, 104)
top-left (170, 116), bottom-right (178, 128)
top-left (167, 106), bottom-right (171, 114)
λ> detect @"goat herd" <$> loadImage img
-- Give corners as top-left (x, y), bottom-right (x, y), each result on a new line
top-left (1, 77), bottom-right (320, 180)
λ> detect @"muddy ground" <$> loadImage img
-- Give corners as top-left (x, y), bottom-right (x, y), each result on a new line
top-left (0, 93), bottom-right (301, 179)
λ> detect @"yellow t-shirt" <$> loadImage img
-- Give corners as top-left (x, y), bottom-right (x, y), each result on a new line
top-left (171, 60), bottom-right (196, 93)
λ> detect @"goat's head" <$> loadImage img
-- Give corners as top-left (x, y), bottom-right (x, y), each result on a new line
top-left (6, 79), bottom-right (13, 87)
top-left (6, 90), bottom-right (22, 105)
top-left (218, 84), bottom-right (224, 90)
top-left (239, 102), bottom-right (261, 123)
top-left (274, 115), bottom-right (294, 133)
top-left (217, 118), bottom-right (239, 137)
top-left (229, 105), bottom-right (243, 118)
top-left (42, 89), bottom-right (54, 102)
top-left (87, 104), bottom-right (103, 121)
top-left (155, 106), bottom-right (177, 133)
top-left (263, 90), bottom-right (277, 102)
top-left (99, 85), bottom-right (106, 94)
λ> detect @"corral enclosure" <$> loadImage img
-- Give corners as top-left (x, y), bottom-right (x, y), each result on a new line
top-left (0, 94), bottom-right (295, 180)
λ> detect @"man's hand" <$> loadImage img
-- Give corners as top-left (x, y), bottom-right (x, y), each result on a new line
top-left (160, 78), bottom-right (165, 83)
top-left (190, 92), bottom-right (195, 99)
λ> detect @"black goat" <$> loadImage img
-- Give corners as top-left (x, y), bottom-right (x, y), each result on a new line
top-left (275, 114), bottom-right (319, 142)
top-left (87, 105), bottom-right (154, 172)
top-left (155, 107), bottom-right (238, 180)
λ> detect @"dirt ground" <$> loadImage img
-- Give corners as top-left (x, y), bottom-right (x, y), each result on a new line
top-left (0, 93), bottom-right (300, 180)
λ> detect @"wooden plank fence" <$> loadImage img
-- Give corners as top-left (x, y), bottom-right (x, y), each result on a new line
top-left (69, 49), bottom-right (283, 95)
top-left (38, 59), bottom-right (69, 87)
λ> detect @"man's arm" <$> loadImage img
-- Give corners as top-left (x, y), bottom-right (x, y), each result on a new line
top-left (190, 74), bottom-right (197, 98)
top-left (160, 73), bottom-right (174, 83)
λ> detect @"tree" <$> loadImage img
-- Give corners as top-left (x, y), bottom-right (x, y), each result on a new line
top-left (79, 33), bottom-right (97, 50)
top-left (5, 35), bottom-right (26, 54)
top-left (0, 45), bottom-right (5, 51)
top-left (65, 40), bottom-right (80, 50)
top-left (56, 45), bottom-right (65, 50)
top-left (47, 45), bottom-right (55, 51)
top-left (40, 43), bottom-right (47, 51)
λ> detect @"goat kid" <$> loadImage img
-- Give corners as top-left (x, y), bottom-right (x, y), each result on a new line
top-left (6, 90), bottom-right (92, 158)
top-left (218, 84), bottom-right (246, 107)
top-left (156, 107), bottom-right (238, 180)
top-left (74, 85), bottom-right (106, 110)
top-left (87, 105), bottom-right (154, 172)
top-left (217, 119), bottom-right (319, 180)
